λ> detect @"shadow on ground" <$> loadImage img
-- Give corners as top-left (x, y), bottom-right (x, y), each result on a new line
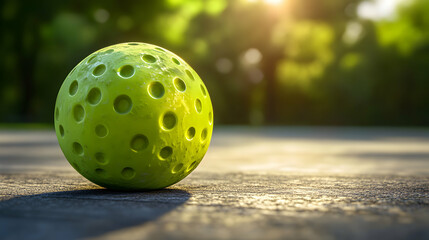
top-left (0, 188), bottom-right (190, 240)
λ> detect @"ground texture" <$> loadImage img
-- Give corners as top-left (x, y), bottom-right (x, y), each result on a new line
top-left (0, 127), bottom-right (428, 240)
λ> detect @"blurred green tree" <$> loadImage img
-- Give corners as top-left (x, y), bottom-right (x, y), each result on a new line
top-left (1, 0), bottom-right (428, 126)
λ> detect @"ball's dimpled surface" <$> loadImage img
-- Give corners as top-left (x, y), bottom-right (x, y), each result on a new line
top-left (54, 42), bottom-right (213, 190)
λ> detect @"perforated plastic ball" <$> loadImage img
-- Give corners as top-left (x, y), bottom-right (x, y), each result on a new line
top-left (54, 42), bottom-right (213, 190)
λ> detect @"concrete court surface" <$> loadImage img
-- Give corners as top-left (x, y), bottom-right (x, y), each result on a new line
top-left (0, 126), bottom-right (428, 240)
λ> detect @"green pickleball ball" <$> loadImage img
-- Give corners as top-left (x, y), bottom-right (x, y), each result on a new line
top-left (54, 42), bottom-right (213, 190)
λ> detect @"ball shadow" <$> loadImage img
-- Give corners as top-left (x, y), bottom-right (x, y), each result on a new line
top-left (0, 188), bottom-right (190, 239)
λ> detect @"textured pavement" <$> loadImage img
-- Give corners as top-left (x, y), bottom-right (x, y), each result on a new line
top-left (1, 127), bottom-right (429, 239)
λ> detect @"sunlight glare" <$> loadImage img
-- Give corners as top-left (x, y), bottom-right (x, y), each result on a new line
top-left (358, 0), bottom-right (407, 20)
top-left (264, 0), bottom-right (283, 5)
top-left (247, 0), bottom-right (284, 5)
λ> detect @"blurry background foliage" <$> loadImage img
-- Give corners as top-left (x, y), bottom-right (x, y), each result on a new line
top-left (1, 0), bottom-right (429, 126)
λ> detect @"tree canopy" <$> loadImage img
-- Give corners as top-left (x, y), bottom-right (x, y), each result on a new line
top-left (1, 0), bottom-right (428, 125)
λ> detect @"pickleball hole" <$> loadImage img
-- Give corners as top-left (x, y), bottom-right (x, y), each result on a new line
top-left (93, 64), bottom-right (106, 76)
top-left (186, 127), bottom-right (196, 140)
top-left (95, 152), bottom-right (107, 164)
top-left (162, 112), bottom-right (177, 130)
top-left (95, 124), bottom-right (108, 137)
top-left (172, 57), bottom-right (180, 65)
top-left (209, 112), bottom-right (213, 124)
top-left (87, 55), bottom-right (96, 64)
top-left (128, 43), bottom-right (139, 45)
top-left (59, 125), bottom-right (64, 137)
top-left (73, 104), bottom-right (85, 122)
top-left (201, 85), bottom-right (207, 96)
top-left (72, 163), bottom-right (80, 171)
top-left (86, 88), bottom-right (102, 105)
top-left (174, 78), bottom-right (186, 92)
top-left (148, 82), bottom-right (165, 99)
top-left (185, 70), bottom-right (195, 81)
top-left (114, 95), bottom-right (132, 114)
top-left (187, 161), bottom-right (197, 172)
top-left (95, 168), bottom-right (106, 177)
top-left (172, 163), bottom-right (183, 174)
top-left (121, 167), bottom-right (136, 179)
top-left (55, 108), bottom-right (59, 120)
top-left (201, 128), bottom-right (208, 141)
top-left (118, 65), bottom-right (135, 78)
top-left (195, 98), bottom-right (202, 113)
top-left (73, 142), bottom-right (83, 155)
top-left (142, 54), bottom-right (156, 63)
top-left (104, 49), bottom-right (114, 54)
top-left (155, 47), bottom-right (165, 52)
top-left (69, 80), bottom-right (78, 96)
top-left (130, 134), bottom-right (149, 151)
top-left (159, 146), bottom-right (173, 160)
